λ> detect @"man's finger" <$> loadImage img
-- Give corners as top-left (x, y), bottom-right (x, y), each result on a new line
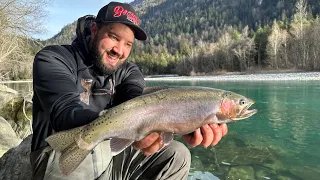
top-left (142, 136), bottom-right (164, 156)
top-left (210, 124), bottom-right (222, 146)
top-left (132, 132), bottom-right (160, 150)
top-left (182, 128), bottom-right (203, 147)
top-left (200, 125), bottom-right (213, 148)
top-left (220, 124), bottom-right (228, 136)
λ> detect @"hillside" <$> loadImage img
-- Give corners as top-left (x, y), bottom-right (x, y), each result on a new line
top-left (44, 21), bottom-right (77, 45)
top-left (41, 0), bottom-right (320, 75)
top-left (44, 0), bottom-right (320, 45)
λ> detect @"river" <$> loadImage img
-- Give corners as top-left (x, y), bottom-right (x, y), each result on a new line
top-left (147, 80), bottom-right (320, 180)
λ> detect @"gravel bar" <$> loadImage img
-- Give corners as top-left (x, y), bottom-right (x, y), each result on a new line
top-left (145, 72), bottom-right (320, 81)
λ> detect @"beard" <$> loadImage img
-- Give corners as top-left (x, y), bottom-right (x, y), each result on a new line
top-left (89, 36), bottom-right (122, 75)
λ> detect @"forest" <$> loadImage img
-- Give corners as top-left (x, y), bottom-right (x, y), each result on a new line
top-left (130, 0), bottom-right (320, 75)
top-left (0, 0), bottom-right (320, 80)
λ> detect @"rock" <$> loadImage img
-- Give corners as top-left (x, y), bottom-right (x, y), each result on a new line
top-left (255, 169), bottom-right (275, 180)
top-left (0, 84), bottom-right (32, 139)
top-left (210, 134), bottom-right (280, 168)
top-left (1, 97), bottom-right (33, 138)
top-left (290, 166), bottom-right (320, 180)
top-left (0, 84), bottom-right (18, 110)
top-left (276, 175), bottom-right (294, 180)
top-left (0, 116), bottom-right (22, 157)
top-left (227, 166), bottom-right (255, 180)
top-left (0, 135), bottom-right (32, 180)
top-left (188, 171), bottom-right (220, 180)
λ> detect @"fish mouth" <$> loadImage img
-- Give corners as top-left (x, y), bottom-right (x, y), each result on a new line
top-left (234, 101), bottom-right (257, 120)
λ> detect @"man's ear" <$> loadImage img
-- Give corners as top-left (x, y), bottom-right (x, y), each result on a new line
top-left (90, 22), bottom-right (99, 39)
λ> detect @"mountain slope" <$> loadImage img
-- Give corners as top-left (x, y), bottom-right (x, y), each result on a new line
top-left (39, 0), bottom-right (320, 74)
top-left (44, 0), bottom-right (320, 45)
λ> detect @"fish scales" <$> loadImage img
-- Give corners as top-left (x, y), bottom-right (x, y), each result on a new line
top-left (45, 86), bottom-right (257, 175)
top-left (83, 87), bottom-right (222, 142)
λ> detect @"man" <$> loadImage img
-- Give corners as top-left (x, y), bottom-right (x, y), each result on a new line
top-left (30, 1), bottom-right (228, 180)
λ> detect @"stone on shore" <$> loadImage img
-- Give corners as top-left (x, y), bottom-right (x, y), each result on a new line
top-left (0, 135), bottom-right (32, 180)
top-left (0, 84), bottom-right (32, 139)
top-left (0, 117), bottom-right (22, 157)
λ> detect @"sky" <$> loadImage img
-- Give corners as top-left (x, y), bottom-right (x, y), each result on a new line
top-left (33, 0), bottom-right (132, 40)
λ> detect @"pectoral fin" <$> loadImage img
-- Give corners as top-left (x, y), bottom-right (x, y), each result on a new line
top-left (110, 138), bottom-right (134, 156)
top-left (160, 132), bottom-right (174, 146)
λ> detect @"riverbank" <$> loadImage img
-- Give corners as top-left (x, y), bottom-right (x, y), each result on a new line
top-left (145, 72), bottom-right (320, 81)
top-left (1, 72), bottom-right (319, 83)
top-left (0, 80), bottom-right (32, 84)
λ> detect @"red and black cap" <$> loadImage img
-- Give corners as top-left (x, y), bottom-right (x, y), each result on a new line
top-left (95, 1), bottom-right (147, 40)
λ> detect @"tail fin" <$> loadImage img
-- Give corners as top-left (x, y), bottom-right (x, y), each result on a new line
top-left (45, 126), bottom-right (90, 175)
top-left (59, 142), bottom-right (91, 175)
top-left (45, 126), bottom-right (83, 151)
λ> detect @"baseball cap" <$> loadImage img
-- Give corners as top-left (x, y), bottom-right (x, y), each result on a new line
top-left (95, 1), bottom-right (147, 40)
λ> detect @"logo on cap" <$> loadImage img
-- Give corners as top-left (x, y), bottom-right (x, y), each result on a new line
top-left (113, 6), bottom-right (140, 26)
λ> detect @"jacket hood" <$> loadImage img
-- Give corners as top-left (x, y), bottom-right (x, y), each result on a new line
top-left (72, 15), bottom-right (96, 67)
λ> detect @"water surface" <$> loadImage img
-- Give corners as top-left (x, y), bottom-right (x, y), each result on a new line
top-left (147, 80), bottom-right (320, 180)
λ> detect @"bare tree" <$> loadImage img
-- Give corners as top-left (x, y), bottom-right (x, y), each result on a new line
top-left (267, 20), bottom-right (282, 69)
top-left (0, 0), bottom-right (48, 80)
top-left (279, 29), bottom-right (289, 68)
top-left (307, 19), bottom-right (320, 70)
top-left (295, 0), bottom-right (307, 38)
top-left (217, 31), bottom-right (234, 71)
top-left (0, 0), bottom-right (49, 36)
top-left (291, 0), bottom-right (309, 68)
top-left (232, 37), bottom-right (255, 71)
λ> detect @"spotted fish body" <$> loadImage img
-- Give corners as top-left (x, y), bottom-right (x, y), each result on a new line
top-left (46, 86), bottom-right (257, 175)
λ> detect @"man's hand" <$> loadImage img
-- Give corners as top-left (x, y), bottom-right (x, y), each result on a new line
top-left (132, 132), bottom-right (163, 156)
top-left (133, 124), bottom-right (228, 155)
top-left (182, 124), bottom-right (228, 148)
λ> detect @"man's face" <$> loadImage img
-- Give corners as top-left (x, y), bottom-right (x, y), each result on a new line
top-left (90, 23), bottom-right (134, 75)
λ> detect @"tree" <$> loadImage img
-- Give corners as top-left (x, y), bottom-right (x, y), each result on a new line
top-left (217, 31), bottom-right (234, 71)
top-left (0, 0), bottom-right (48, 36)
top-left (290, 0), bottom-right (310, 68)
top-left (254, 25), bottom-right (270, 68)
top-left (0, 0), bottom-right (49, 80)
top-left (310, 17), bottom-right (320, 69)
top-left (232, 35), bottom-right (255, 71)
top-left (267, 20), bottom-right (282, 69)
top-left (294, 0), bottom-right (308, 38)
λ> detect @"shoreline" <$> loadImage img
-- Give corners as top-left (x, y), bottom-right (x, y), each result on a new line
top-left (144, 72), bottom-right (320, 81)
top-left (0, 80), bottom-right (32, 83)
top-left (0, 72), bottom-right (319, 83)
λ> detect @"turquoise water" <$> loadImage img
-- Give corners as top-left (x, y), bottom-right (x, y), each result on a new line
top-left (147, 80), bottom-right (320, 180)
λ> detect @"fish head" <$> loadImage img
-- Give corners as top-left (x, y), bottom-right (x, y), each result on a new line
top-left (217, 91), bottom-right (257, 123)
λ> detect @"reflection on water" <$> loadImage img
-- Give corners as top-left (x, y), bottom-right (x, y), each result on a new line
top-left (1, 82), bottom-right (32, 95)
top-left (147, 80), bottom-right (320, 180)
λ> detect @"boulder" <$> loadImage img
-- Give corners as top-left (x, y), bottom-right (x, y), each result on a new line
top-left (0, 84), bottom-right (32, 139)
top-left (0, 84), bottom-right (18, 109)
top-left (0, 117), bottom-right (22, 157)
top-left (0, 84), bottom-right (33, 179)
top-left (0, 135), bottom-right (32, 180)
top-left (227, 166), bottom-right (255, 180)
top-left (188, 171), bottom-right (220, 180)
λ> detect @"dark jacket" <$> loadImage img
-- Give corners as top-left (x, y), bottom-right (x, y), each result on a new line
top-left (31, 35), bottom-right (145, 152)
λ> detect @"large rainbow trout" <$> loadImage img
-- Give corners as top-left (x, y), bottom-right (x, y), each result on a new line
top-left (46, 86), bottom-right (257, 175)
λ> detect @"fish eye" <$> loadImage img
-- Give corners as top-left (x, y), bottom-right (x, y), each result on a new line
top-left (239, 99), bottom-right (246, 105)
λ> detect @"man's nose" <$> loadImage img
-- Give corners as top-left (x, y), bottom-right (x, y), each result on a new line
top-left (112, 43), bottom-right (123, 56)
